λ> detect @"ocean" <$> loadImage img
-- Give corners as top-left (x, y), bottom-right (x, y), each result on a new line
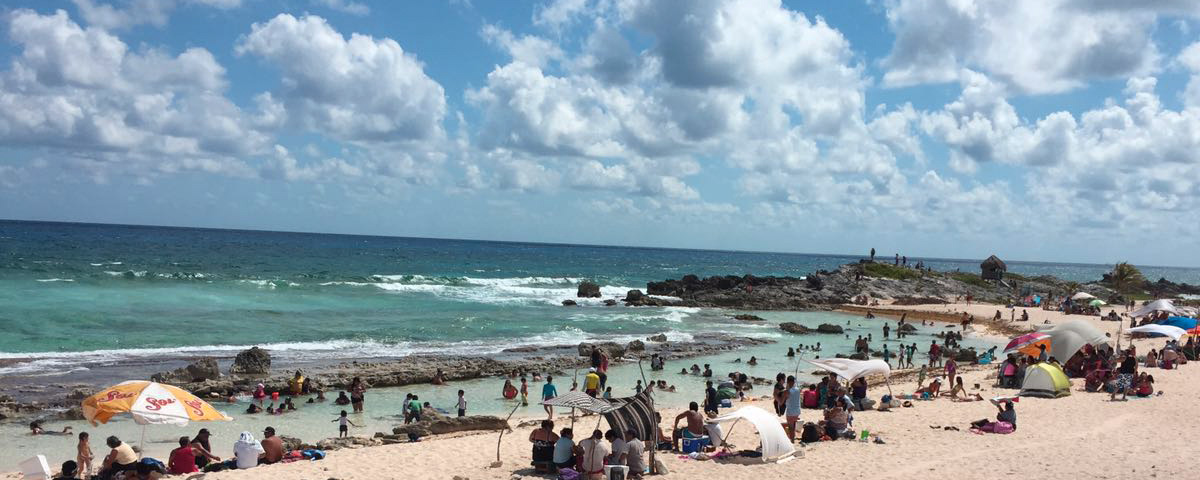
top-left (3, 219), bottom-right (1199, 371)
top-left (7, 219), bottom-right (1193, 466)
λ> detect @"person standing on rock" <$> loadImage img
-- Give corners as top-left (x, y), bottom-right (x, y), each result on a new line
top-left (870, 248), bottom-right (875, 261)
top-left (349, 377), bottom-right (366, 413)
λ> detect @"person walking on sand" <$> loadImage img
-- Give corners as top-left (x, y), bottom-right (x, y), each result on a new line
top-left (332, 410), bottom-right (357, 438)
top-left (784, 375), bottom-right (801, 441)
top-left (76, 432), bottom-right (93, 479)
top-left (542, 376), bottom-right (558, 419)
top-left (945, 357), bottom-right (957, 389)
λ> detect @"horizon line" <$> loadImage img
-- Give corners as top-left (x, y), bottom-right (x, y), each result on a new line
top-left (0, 218), bottom-right (1188, 271)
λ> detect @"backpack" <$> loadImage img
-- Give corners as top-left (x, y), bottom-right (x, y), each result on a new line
top-left (801, 422), bottom-right (821, 443)
top-left (557, 468), bottom-right (580, 480)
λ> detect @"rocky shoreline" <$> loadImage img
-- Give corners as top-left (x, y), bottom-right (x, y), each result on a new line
top-left (0, 333), bottom-right (771, 425)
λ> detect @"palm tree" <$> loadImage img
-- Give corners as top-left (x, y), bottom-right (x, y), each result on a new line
top-left (1109, 262), bottom-right (1146, 294)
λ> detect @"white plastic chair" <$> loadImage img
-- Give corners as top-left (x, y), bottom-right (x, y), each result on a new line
top-left (18, 455), bottom-right (51, 480)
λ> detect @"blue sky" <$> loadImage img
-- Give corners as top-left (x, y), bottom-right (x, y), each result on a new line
top-left (2, 0), bottom-right (1200, 267)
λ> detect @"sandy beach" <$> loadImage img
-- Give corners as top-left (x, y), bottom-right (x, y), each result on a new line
top-left (11, 302), bottom-right (1192, 480)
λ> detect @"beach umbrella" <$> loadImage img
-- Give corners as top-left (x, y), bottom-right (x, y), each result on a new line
top-left (1071, 292), bottom-right (1096, 301)
top-left (82, 381), bottom-right (232, 453)
top-left (1089, 299), bottom-right (1106, 307)
top-left (1004, 332), bottom-right (1051, 356)
top-left (539, 391), bottom-right (614, 413)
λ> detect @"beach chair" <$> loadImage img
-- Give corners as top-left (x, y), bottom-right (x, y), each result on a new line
top-left (19, 454), bottom-right (51, 480)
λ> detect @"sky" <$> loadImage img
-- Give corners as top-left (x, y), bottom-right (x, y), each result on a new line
top-left (1, 0), bottom-right (1200, 267)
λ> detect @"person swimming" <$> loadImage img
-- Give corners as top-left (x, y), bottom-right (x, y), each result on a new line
top-left (29, 420), bottom-right (72, 435)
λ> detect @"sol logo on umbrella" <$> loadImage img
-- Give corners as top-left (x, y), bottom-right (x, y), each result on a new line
top-left (144, 397), bottom-right (176, 411)
top-left (184, 399), bottom-right (206, 417)
top-left (99, 391), bottom-right (137, 403)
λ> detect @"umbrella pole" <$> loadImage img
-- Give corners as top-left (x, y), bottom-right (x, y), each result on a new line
top-left (637, 359), bottom-right (658, 475)
top-left (139, 424), bottom-right (146, 459)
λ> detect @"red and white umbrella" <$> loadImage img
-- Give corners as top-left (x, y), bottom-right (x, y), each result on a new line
top-left (1004, 332), bottom-right (1050, 356)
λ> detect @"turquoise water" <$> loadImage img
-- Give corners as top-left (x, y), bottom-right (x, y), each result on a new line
top-left (1, 219), bottom-right (1197, 377)
top-left (1, 312), bottom-right (992, 471)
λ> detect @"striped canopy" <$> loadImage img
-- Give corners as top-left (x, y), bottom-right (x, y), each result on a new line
top-left (539, 391), bottom-right (614, 413)
top-left (603, 386), bottom-right (656, 444)
top-left (82, 381), bottom-right (233, 426)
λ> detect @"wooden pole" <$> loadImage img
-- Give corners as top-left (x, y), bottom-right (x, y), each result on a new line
top-left (637, 359), bottom-right (658, 475)
top-left (494, 401), bottom-right (522, 464)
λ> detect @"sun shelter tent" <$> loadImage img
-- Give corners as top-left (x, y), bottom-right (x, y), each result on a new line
top-left (981, 255), bottom-right (1007, 281)
top-left (1127, 324), bottom-right (1187, 341)
top-left (540, 391), bottom-right (614, 414)
top-left (805, 358), bottom-right (891, 381)
top-left (1131, 299), bottom-right (1182, 318)
top-left (1036, 320), bottom-right (1109, 362)
top-left (1071, 292), bottom-right (1097, 301)
top-left (602, 386), bottom-right (659, 465)
top-left (1019, 363), bottom-right (1071, 398)
top-left (712, 406), bottom-right (796, 462)
top-left (1157, 316), bottom-right (1198, 331)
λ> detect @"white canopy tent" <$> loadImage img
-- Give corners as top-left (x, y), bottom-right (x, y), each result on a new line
top-left (1036, 320), bottom-right (1109, 361)
top-left (712, 406), bottom-right (796, 461)
top-left (1071, 292), bottom-right (1097, 301)
top-left (804, 358), bottom-right (892, 381)
top-left (1130, 299), bottom-right (1182, 318)
top-left (1126, 324), bottom-right (1187, 341)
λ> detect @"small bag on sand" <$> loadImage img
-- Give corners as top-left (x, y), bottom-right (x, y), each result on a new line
top-left (557, 467), bottom-right (580, 480)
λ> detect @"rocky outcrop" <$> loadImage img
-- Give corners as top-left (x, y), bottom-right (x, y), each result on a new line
top-left (953, 348), bottom-right (979, 363)
top-left (561, 300), bottom-right (578, 306)
top-left (577, 282), bottom-right (602, 298)
top-left (229, 347), bottom-right (271, 375)
top-left (892, 296), bottom-right (948, 305)
top-left (733, 314), bottom-right (765, 321)
top-left (390, 413), bottom-right (510, 438)
top-left (603, 299), bottom-right (618, 306)
top-left (816, 324), bottom-right (844, 334)
top-left (779, 322), bottom-right (812, 334)
top-left (578, 342), bottom-right (626, 359)
top-left (626, 340), bottom-right (645, 352)
top-left (152, 358), bottom-right (220, 384)
top-left (316, 436), bottom-right (382, 450)
top-left (623, 290), bottom-right (646, 305)
top-left (646, 334), bottom-right (668, 342)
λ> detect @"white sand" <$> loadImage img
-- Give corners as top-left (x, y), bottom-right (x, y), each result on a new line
top-left (8, 303), bottom-right (1194, 479)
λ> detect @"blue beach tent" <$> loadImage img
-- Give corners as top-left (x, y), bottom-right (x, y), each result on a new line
top-left (1157, 316), bottom-right (1198, 331)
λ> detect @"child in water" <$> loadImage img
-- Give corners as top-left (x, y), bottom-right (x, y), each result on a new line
top-left (332, 410), bottom-right (358, 438)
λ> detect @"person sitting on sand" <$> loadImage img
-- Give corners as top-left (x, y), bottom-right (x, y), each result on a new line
top-left (671, 402), bottom-right (706, 451)
top-left (1134, 373), bottom-right (1155, 397)
top-left (233, 432), bottom-right (264, 470)
top-left (529, 420), bottom-right (559, 473)
top-left (915, 378), bottom-right (942, 398)
top-left (942, 377), bottom-right (983, 401)
top-left (52, 460), bottom-right (77, 480)
top-left (334, 391), bottom-right (351, 405)
top-left (98, 436), bottom-right (137, 480)
top-left (553, 428), bottom-right (577, 471)
top-left (29, 420), bottom-right (72, 435)
top-left (579, 429), bottom-right (610, 480)
top-left (259, 427), bottom-right (283, 465)
top-left (820, 397), bottom-right (850, 439)
top-left (168, 436), bottom-right (200, 474)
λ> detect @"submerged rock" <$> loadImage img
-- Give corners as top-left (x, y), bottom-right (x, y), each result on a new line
top-left (733, 314), bottom-right (766, 321)
top-left (561, 300), bottom-right (578, 306)
top-left (816, 324), bottom-right (844, 334)
top-left (779, 322), bottom-right (812, 334)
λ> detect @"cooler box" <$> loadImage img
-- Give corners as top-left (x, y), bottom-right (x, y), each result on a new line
top-left (604, 465), bottom-right (629, 480)
top-left (681, 436), bottom-right (710, 453)
top-left (720, 399), bottom-right (733, 408)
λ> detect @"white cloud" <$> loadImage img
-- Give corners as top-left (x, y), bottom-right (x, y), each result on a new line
top-left (0, 9), bottom-right (269, 180)
top-left (71, 0), bottom-right (242, 30)
top-left (881, 0), bottom-right (1166, 94)
top-left (236, 14), bottom-right (446, 144)
top-left (311, 0), bottom-right (370, 16)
